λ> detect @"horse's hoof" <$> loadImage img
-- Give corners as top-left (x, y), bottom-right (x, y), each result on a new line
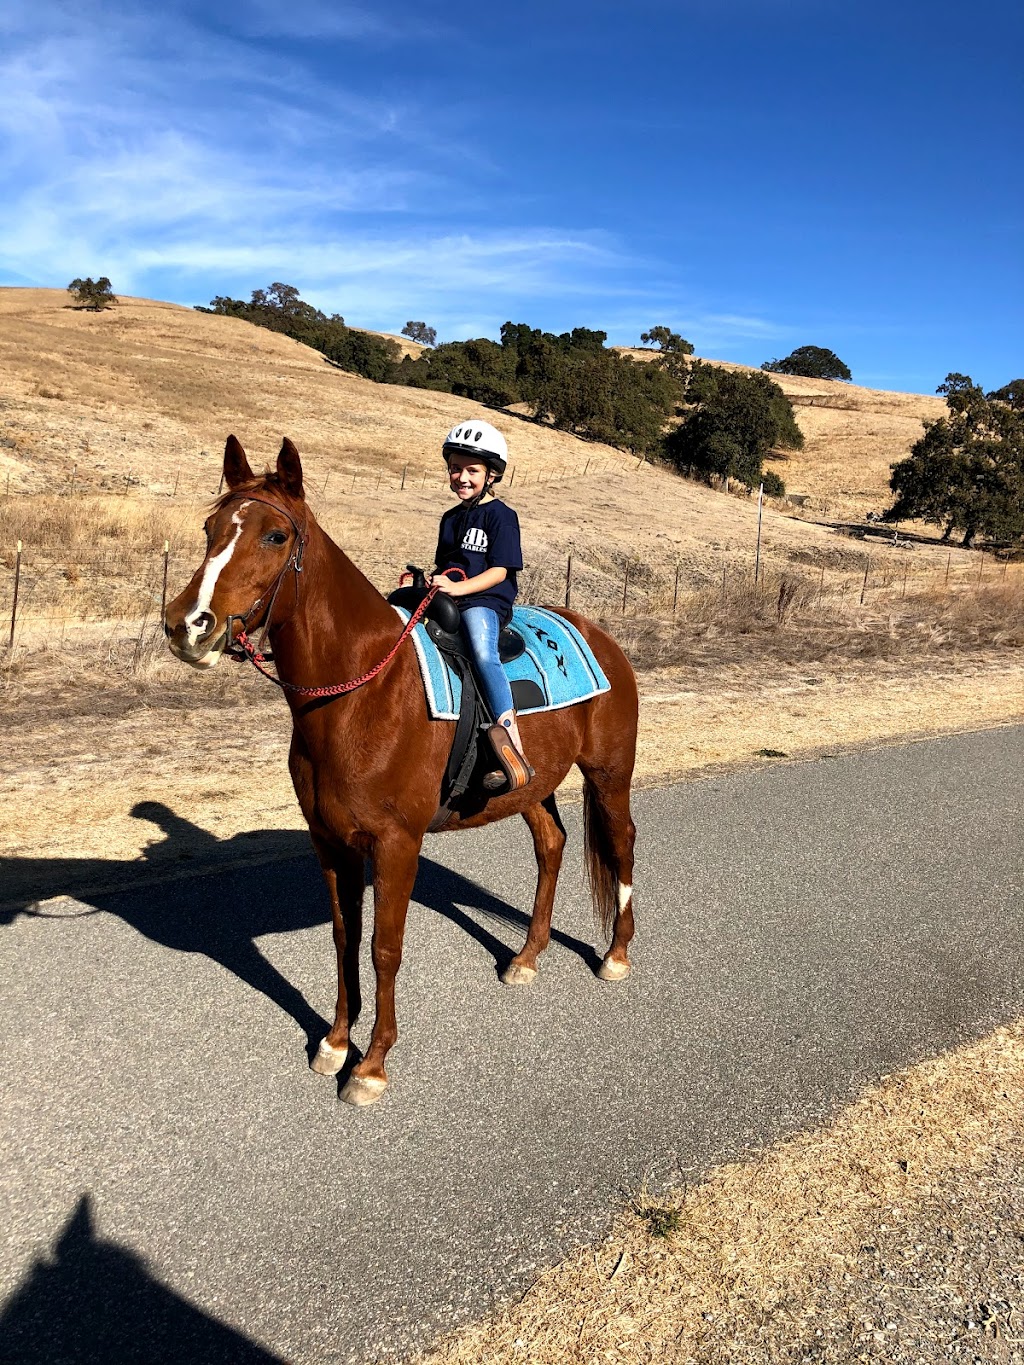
top-left (598, 956), bottom-right (631, 981)
top-left (310, 1039), bottom-right (348, 1076)
top-left (340, 1074), bottom-right (388, 1107)
top-left (501, 962), bottom-right (537, 986)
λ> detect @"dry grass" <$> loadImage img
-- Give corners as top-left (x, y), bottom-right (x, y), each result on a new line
top-left (411, 1021), bottom-right (1024, 1365)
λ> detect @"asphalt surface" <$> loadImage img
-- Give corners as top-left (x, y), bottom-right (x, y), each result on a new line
top-left (2, 727), bottom-right (1023, 1364)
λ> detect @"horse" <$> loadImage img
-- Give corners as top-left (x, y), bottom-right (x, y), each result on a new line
top-left (164, 436), bottom-right (638, 1106)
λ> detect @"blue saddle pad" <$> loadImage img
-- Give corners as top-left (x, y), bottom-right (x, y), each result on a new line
top-left (393, 603), bottom-right (611, 721)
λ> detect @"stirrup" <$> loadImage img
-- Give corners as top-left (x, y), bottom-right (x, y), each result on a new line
top-left (483, 724), bottom-right (535, 792)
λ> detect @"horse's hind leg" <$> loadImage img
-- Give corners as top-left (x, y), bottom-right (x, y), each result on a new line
top-left (310, 839), bottom-right (365, 1077)
top-left (579, 767), bottom-right (636, 981)
top-left (503, 794), bottom-right (566, 986)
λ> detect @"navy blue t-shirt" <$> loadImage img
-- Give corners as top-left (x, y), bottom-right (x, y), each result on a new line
top-left (434, 498), bottom-right (522, 625)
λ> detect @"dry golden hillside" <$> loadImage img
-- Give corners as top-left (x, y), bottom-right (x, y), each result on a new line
top-left (0, 286), bottom-right (954, 611)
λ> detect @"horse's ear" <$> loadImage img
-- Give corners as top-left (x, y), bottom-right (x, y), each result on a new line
top-left (223, 435), bottom-right (255, 489)
top-left (276, 438), bottom-right (304, 499)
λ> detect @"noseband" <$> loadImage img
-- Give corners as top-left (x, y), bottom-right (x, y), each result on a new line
top-left (218, 493), bottom-right (309, 656)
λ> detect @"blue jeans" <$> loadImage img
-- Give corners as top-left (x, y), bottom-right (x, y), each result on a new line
top-left (461, 606), bottom-right (513, 720)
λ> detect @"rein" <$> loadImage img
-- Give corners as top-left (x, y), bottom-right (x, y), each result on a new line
top-left (230, 542), bottom-right (466, 698)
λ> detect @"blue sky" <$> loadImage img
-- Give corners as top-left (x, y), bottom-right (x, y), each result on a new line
top-left (1, 0), bottom-right (1020, 394)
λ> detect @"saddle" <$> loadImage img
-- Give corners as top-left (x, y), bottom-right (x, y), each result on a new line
top-left (386, 567), bottom-right (539, 830)
top-left (387, 570), bottom-right (527, 664)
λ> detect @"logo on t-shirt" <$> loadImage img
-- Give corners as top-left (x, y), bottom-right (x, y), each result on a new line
top-left (462, 527), bottom-right (489, 553)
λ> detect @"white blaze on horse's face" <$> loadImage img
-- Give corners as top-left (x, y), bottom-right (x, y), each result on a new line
top-left (181, 502), bottom-right (250, 667)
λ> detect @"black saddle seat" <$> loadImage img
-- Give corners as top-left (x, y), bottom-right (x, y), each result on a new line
top-left (387, 584), bottom-right (526, 664)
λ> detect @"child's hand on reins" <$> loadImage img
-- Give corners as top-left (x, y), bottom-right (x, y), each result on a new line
top-left (430, 573), bottom-right (462, 596)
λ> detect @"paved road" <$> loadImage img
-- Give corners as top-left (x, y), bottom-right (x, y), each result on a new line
top-left (2, 728), bottom-right (1023, 1363)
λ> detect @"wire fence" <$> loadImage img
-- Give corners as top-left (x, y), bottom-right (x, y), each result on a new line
top-left (0, 450), bottom-right (642, 502)
top-left (3, 527), bottom-right (1017, 662)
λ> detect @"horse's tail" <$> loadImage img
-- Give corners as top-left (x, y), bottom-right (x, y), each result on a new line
top-left (583, 777), bottom-right (620, 941)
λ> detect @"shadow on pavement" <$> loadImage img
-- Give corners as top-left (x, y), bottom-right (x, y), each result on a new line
top-left (0, 801), bottom-right (601, 1044)
top-left (0, 1194), bottom-right (285, 1364)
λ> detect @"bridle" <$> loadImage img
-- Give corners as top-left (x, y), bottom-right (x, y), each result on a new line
top-left (220, 493), bottom-right (309, 662)
top-left (212, 490), bottom-right (461, 699)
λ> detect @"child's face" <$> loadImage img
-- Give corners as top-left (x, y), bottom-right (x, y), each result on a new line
top-left (447, 455), bottom-right (492, 501)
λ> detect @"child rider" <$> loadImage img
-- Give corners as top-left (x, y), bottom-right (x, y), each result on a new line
top-left (428, 419), bottom-right (534, 792)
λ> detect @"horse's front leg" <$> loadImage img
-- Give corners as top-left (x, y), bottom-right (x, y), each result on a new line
top-left (310, 838), bottom-right (365, 1077)
top-left (340, 829), bottom-right (420, 1107)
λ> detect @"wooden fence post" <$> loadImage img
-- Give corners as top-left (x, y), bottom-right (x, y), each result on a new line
top-left (860, 555), bottom-right (871, 604)
top-left (754, 482), bottom-right (764, 583)
top-left (673, 561), bottom-right (681, 618)
top-left (401, 464), bottom-right (408, 491)
top-left (124, 471), bottom-right (132, 496)
top-left (68, 464), bottom-right (77, 498)
top-left (173, 470), bottom-right (180, 497)
top-left (160, 541), bottom-right (169, 623)
top-left (564, 552), bottom-right (573, 610)
top-left (9, 541), bottom-right (22, 648)
top-left (322, 471), bottom-right (331, 498)
top-left (945, 552), bottom-right (951, 586)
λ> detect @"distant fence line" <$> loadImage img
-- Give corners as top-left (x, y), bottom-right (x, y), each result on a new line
top-left (0, 452), bottom-right (643, 502)
top-left (3, 531), bottom-right (1016, 657)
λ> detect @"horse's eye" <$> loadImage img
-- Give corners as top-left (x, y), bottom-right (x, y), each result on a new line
top-left (264, 530), bottom-right (288, 547)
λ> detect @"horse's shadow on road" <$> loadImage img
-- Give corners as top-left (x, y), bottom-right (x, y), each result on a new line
top-left (1, 801), bottom-right (601, 1051)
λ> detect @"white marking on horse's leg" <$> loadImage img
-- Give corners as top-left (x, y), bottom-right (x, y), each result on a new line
top-left (598, 956), bottom-right (631, 981)
top-left (618, 882), bottom-right (632, 910)
top-left (183, 504), bottom-right (248, 648)
top-left (501, 962), bottom-right (537, 986)
top-left (310, 1038), bottom-right (348, 1076)
top-left (340, 1074), bottom-right (388, 1107)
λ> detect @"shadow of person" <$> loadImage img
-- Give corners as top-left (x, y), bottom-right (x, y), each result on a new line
top-left (0, 1194), bottom-right (285, 1364)
top-left (1, 803), bottom-right (603, 1051)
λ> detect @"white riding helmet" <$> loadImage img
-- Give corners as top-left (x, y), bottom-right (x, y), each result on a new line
top-left (442, 419), bottom-right (509, 481)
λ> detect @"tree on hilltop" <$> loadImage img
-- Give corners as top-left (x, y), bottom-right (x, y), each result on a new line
top-left (887, 373), bottom-right (1024, 547)
top-left (198, 283), bottom-right (400, 383)
top-left (639, 326), bottom-right (694, 383)
top-left (67, 277), bottom-right (117, 310)
top-left (761, 345), bottom-right (852, 382)
top-left (663, 362), bottom-right (803, 491)
top-left (640, 326), bottom-right (694, 356)
top-left (401, 321), bottom-right (437, 347)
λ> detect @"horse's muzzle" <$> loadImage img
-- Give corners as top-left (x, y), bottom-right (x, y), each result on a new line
top-left (165, 622), bottom-right (227, 670)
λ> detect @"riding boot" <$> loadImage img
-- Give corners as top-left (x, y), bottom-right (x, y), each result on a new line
top-left (483, 709), bottom-right (535, 792)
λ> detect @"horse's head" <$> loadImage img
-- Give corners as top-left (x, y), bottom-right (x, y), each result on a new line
top-left (165, 435), bottom-right (307, 669)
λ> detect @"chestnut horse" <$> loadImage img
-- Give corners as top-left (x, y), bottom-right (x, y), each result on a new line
top-left (165, 436), bottom-right (637, 1106)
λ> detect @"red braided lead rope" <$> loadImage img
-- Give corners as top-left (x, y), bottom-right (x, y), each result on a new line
top-left (234, 569), bottom-right (464, 698)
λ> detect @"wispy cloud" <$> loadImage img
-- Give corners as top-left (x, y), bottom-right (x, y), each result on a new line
top-left (0, 0), bottom-right (795, 351)
top-left (0, 1), bottom-right (654, 339)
